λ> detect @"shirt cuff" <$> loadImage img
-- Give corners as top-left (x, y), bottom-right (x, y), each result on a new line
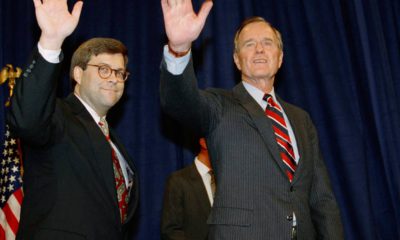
top-left (37, 43), bottom-right (61, 64)
top-left (163, 45), bottom-right (190, 75)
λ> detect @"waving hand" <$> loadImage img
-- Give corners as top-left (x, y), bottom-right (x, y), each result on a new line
top-left (161, 0), bottom-right (213, 52)
top-left (34, 0), bottom-right (83, 50)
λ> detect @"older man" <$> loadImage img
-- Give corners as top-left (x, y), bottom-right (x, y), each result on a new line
top-left (160, 0), bottom-right (343, 239)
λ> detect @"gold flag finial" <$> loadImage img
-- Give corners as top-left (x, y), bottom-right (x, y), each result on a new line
top-left (1, 64), bottom-right (22, 107)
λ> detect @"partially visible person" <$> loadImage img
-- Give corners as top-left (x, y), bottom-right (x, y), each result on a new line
top-left (160, 0), bottom-right (343, 239)
top-left (7, 0), bottom-right (138, 239)
top-left (161, 138), bottom-right (215, 240)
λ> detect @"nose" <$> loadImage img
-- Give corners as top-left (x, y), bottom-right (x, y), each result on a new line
top-left (255, 42), bottom-right (265, 53)
top-left (106, 74), bottom-right (118, 84)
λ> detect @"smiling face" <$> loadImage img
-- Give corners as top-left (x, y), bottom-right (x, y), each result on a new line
top-left (233, 21), bottom-right (283, 85)
top-left (73, 53), bottom-right (125, 116)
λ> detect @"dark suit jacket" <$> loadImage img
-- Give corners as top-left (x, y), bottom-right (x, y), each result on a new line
top-left (161, 163), bottom-right (211, 240)
top-left (160, 59), bottom-right (343, 240)
top-left (7, 48), bottom-right (139, 240)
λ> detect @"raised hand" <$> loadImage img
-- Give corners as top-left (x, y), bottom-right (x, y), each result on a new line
top-left (33, 0), bottom-right (83, 50)
top-left (161, 0), bottom-right (213, 52)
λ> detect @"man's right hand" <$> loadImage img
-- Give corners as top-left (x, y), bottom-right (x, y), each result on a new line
top-left (34, 0), bottom-right (83, 50)
top-left (161, 0), bottom-right (213, 53)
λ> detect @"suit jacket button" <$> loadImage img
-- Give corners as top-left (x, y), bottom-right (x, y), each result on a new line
top-left (287, 215), bottom-right (293, 221)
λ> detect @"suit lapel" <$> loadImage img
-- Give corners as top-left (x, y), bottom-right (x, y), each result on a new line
top-left (65, 94), bottom-right (120, 222)
top-left (278, 99), bottom-right (306, 184)
top-left (109, 130), bottom-right (136, 172)
top-left (232, 84), bottom-right (291, 178)
top-left (187, 163), bottom-right (211, 213)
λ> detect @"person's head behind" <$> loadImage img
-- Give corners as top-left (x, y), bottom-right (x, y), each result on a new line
top-left (198, 137), bottom-right (212, 169)
top-left (233, 17), bottom-right (283, 87)
top-left (199, 137), bottom-right (208, 152)
top-left (71, 38), bottom-right (129, 116)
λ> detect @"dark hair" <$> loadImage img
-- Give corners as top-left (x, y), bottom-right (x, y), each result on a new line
top-left (70, 38), bottom-right (128, 82)
top-left (233, 16), bottom-right (283, 53)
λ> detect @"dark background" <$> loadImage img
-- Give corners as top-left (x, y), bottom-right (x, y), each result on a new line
top-left (1, 0), bottom-right (399, 239)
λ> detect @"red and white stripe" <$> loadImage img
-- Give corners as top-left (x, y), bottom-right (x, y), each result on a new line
top-left (264, 94), bottom-right (298, 182)
top-left (0, 188), bottom-right (23, 240)
top-left (266, 109), bottom-right (287, 129)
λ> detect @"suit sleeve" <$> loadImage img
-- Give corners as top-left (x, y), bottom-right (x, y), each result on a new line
top-left (7, 47), bottom-right (62, 146)
top-left (160, 57), bottom-right (221, 137)
top-left (307, 114), bottom-right (344, 239)
top-left (161, 175), bottom-right (186, 240)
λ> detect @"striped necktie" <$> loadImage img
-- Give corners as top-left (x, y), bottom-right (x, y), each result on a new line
top-left (98, 117), bottom-right (129, 222)
top-left (263, 94), bottom-right (297, 182)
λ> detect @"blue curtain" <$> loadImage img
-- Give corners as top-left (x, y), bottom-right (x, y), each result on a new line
top-left (1, 0), bottom-right (399, 239)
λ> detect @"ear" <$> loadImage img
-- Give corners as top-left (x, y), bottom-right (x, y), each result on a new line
top-left (73, 66), bottom-right (84, 85)
top-left (233, 52), bottom-right (242, 71)
top-left (278, 51), bottom-right (284, 68)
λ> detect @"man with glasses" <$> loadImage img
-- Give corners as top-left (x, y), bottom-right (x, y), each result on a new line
top-left (7, 0), bottom-right (138, 239)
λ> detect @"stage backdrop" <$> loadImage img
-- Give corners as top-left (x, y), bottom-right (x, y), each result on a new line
top-left (1, 0), bottom-right (399, 239)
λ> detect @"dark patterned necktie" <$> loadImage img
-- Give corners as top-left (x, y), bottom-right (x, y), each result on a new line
top-left (98, 117), bottom-right (128, 222)
top-left (263, 94), bottom-right (297, 182)
top-left (209, 170), bottom-right (216, 199)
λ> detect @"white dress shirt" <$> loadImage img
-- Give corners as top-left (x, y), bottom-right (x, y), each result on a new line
top-left (194, 157), bottom-right (214, 206)
top-left (241, 82), bottom-right (300, 163)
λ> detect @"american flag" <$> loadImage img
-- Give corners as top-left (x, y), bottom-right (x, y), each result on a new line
top-left (0, 124), bottom-right (23, 240)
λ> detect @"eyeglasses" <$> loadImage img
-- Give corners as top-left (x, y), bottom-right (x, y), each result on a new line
top-left (86, 64), bottom-right (129, 82)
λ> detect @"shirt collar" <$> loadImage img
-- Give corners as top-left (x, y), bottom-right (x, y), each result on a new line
top-left (194, 157), bottom-right (211, 177)
top-left (74, 93), bottom-right (104, 124)
top-left (242, 81), bottom-right (278, 109)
